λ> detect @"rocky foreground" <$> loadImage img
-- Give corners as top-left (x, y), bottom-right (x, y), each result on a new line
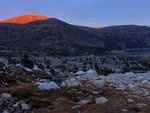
top-left (0, 70), bottom-right (150, 113)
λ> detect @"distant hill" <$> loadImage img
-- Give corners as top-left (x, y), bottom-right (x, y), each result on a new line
top-left (98, 25), bottom-right (150, 50)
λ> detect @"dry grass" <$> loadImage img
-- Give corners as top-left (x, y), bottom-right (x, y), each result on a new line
top-left (1, 83), bottom-right (150, 113)
top-left (0, 83), bottom-right (77, 110)
top-left (32, 70), bottom-right (52, 79)
top-left (2, 83), bottom-right (39, 98)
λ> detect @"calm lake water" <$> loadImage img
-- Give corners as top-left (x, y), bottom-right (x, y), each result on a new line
top-left (125, 49), bottom-right (150, 55)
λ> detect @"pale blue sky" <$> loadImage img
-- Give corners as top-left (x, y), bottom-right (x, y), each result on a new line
top-left (0, 0), bottom-right (150, 27)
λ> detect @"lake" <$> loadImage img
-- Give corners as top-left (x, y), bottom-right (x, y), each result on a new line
top-left (125, 49), bottom-right (150, 55)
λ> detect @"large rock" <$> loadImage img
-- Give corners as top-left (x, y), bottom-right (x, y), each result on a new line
top-left (77, 70), bottom-right (98, 80)
top-left (86, 69), bottom-right (97, 75)
top-left (74, 71), bottom-right (85, 75)
top-left (1, 93), bottom-right (12, 99)
top-left (125, 72), bottom-right (136, 78)
top-left (61, 78), bottom-right (82, 87)
top-left (95, 97), bottom-right (108, 104)
top-left (36, 81), bottom-right (60, 90)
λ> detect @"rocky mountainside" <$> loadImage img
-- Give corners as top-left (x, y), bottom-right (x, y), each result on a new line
top-left (0, 15), bottom-right (105, 56)
top-left (0, 15), bottom-right (150, 55)
top-left (0, 54), bottom-right (150, 112)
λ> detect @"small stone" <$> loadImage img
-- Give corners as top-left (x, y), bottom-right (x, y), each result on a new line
top-left (92, 91), bottom-right (100, 96)
top-left (136, 103), bottom-right (147, 107)
top-left (144, 91), bottom-right (149, 96)
top-left (1, 93), bottom-right (12, 99)
top-left (115, 88), bottom-right (125, 91)
top-left (13, 103), bottom-right (19, 108)
top-left (147, 96), bottom-right (150, 101)
top-left (127, 99), bottom-right (134, 103)
top-left (61, 78), bottom-right (82, 87)
top-left (95, 97), bottom-right (108, 104)
top-left (120, 109), bottom-right (128, 112)
top-left (77, 100), bottom-right (90, 105)
top-left (123, 92), bottom-right (128, 95)
top-left (86, 95), bottom-right (93, 100)
top-left (10, 108), bottom-right (15, 112)
top-left (128, 83), bottom-right (134, 89)
top-left (72, 105), bottom-right (81, 109)
top-left (2, 110), bottom-right (9, 113)
top-left (142, 80), bottom-right (148, 84)
top-left (135, 90), bottom-right (143, 95)
top-left (21, 103), bottom-right (30, 110)
top-left (93, 80), bottom-right (105, 88)
top-left (76, 91), bottom-right (84, 96)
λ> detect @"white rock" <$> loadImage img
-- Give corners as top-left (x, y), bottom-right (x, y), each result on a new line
top-left (75, 71), bottom-right (85, 75)
top-left (124, 72), bottom-right (135, 77)
top-left (86, 69), bottom-right (97, 75)
top-left (147, 96), bottom-right (150, 101)
top-left (92, 91), bottom-right (100, 95)
top-left (128, 83), bottom-right (134, 89)
top-left (93, 80), bottom-right (105, 88)
top-left (72, 105), bottom-right (81, 109)
top-left (61, 78), bottom-right (82, 87)
top-left (120, 109), bottom-right (128, 112)
top-left (144, 91), bottom-right (149, 96)
top-left (33, 64), bottom-right (40, 71)
top-left (135, 90), bottom-right (143, 95)
top-left (123, 92), bottom-right (128, 95)
top-left (77, 100), bottom-right (90, 105)
top-left (136, 103), bottom-right (147, 107)
top-left (142, 80), bottom-right (148, 84)
top-left (2, 110), bottom-right (9, 113)
top-left (95, 97), bottom-right (108, 104)
top-left (115, 88), bottom-right (125, 91)
top-left (116, 83), bottom-right (126, 91)
top-left (127, 99), bottom-right (134, 103)
top-left (36, 81), bottom-right (60, 90)
top-left (1, 93), bottom-right (12, 98)
top-left (24, 67), bottom-right (33, 72)
top-left (15, 63), bottom-right (22, 67)
top-left (21, 103), bottom-right (30, 110)
top-left (13, 103), bottom-right (19, 108)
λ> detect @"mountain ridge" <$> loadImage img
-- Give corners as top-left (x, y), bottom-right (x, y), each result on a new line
top-left (0, 15), bottom-right (150, 56)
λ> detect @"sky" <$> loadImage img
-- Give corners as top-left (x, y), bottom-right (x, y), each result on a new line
top-left (0, 0), bottom-right (150, 27)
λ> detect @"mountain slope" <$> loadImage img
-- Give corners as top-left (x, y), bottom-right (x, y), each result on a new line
top-left (0, 16), bottom-right (105, 55)
top-left (0, 15), bottom-right (150, 56)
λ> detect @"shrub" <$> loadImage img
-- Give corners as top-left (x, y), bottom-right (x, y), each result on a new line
top-left (22, 54), bottom-right (34, 68)
top-left (5, 83), bottom-right (39, 98)
top-left (0, 73), bottom-right (17, 85)
top-left (62, 91), bottom-right (77, 98)
top-left (33, 70), bottom-right (51, 79)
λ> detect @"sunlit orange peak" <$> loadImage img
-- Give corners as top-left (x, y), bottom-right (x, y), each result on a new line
top-left (0, 15), bottom-right (50, 24)
top-left (93, 26), bottom-right (101, 29)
